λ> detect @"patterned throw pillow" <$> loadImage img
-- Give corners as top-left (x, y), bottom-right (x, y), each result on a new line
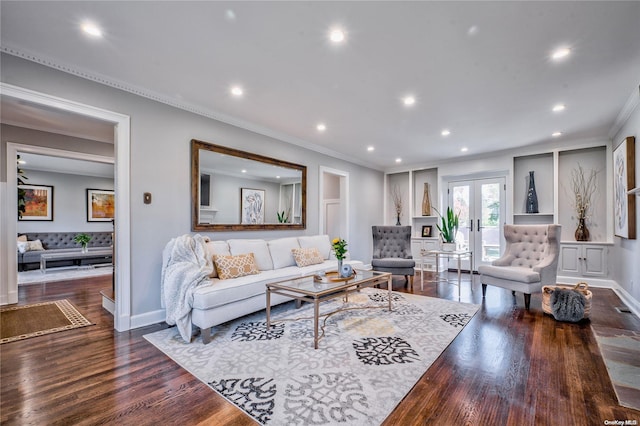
top-left (213, 253), bottom-right (260, 280)
top-left (291, 247), bottom-right (325, 267)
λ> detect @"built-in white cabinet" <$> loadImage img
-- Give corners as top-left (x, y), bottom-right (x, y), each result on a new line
top-left (411, 237), bottom-right (445, 271)
top-left (558, 243), bottom-right (610, 278)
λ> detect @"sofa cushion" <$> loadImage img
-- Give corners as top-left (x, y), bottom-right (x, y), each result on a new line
top-left (297, 235), bottom-right (331, 259)
top-left (213, 253), bottom-right (260, 280)
top-left (18, 239), bottom-right (45, 253)
top-left (292, 247), bottom-right (325, 267)
top-left (204, 241), bottom-right (231, 278)
top-left (228, 239), bottom-right (274, 271)
top-left (268, 237), bottom-right (300, 269)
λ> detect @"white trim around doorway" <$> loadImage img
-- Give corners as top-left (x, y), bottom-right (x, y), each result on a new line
top-left (1, 82), bottom-right (132, 331)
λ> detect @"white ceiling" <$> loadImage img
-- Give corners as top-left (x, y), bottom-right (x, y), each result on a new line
top-left (1, 1), bottom-right (639, 170)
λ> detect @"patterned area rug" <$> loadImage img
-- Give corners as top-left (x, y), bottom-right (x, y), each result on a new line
top-left (144, 288), bottom-right (479, 425)
top-left (592, 325), bottom-right (640, 411)
top-left (1, 299), bottom-right (93, 344)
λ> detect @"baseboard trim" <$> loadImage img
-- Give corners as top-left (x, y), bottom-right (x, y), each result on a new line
top-left (130, 309), bottom-right (165, 329)
top-left (610, 282), bottom-right (640, 319)
top-left (557, 275), bottom-right (639, 319)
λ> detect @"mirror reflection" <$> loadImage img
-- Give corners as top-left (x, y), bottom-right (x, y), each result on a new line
top-left (192, 139), bottom-right (306, 231)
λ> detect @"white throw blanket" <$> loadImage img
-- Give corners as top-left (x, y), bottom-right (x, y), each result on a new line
top-left (161, 234), bottom-right (213, 342)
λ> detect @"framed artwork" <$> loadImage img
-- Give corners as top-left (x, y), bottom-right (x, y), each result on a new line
top-left (422, 225), bottom-right (433, 237)
top-left (613, 136), bottom-right (636, 239)
top-left (241, 188), bottom-right (265, 224)
top-left (87, 189), bottom-right (115, 222)
top-left (19, 184), bottom-right (53, 221)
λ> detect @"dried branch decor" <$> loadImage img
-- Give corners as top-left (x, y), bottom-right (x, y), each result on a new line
top-left (570, 164), bottom-right (598, 221)
top-left (391, 185), bottom-right (403, 216)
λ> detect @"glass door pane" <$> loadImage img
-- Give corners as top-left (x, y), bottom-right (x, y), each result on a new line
top-left (452, 183), bottom-right (470, 252)
top-left (479, 181), bottom-right (503, 264)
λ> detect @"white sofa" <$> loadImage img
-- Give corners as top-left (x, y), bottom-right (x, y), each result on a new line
top-left (191, 235), bottom-right (363, 343)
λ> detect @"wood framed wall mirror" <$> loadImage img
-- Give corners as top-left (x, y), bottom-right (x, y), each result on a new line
top-left (191, 139), bottom-right (306, 231)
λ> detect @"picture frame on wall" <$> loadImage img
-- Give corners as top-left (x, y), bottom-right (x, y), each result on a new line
top-left (613, 136), bottom-right (636, 239)
top-left (421, 225), bottom-right (433, 237)
top-left (19, 184), bottom-right (54, 221)
top-left (87, 189), bottom-right (115, 222)
top-left (241, 188), bottom-right (265, 224)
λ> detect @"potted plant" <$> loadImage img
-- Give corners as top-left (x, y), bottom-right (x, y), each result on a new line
top-left (435, 207), bottom-right (460, 251)
top-left (74, 233), bottom-right (92, 253)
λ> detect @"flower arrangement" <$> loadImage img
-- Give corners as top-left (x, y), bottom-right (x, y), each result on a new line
top-left (331, 237), bottom-right (348, 260)
top-left (570, 164), bottom-right (598, 220)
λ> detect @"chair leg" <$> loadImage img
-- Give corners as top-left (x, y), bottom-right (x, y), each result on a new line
top-left (524, 294), bottom-right (531, 310)
top-left (482, 284), bottom-right (487, 297)
top-left (408, 275), bottom-right (414, 289)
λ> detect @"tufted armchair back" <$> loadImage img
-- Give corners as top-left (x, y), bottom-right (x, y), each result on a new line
top-left (372, 226), bottom-right (413, 259)
top-left (494, 224), bottom-right (561, 269)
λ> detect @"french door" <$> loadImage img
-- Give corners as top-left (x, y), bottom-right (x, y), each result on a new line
top-left (448, 177), bottom-right (506, 271)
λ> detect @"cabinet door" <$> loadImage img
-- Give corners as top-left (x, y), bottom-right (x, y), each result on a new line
top-left (583, 246), bottom-right (607, 276)
top-left (410, 240), bottom-right (423, 260)
top-left (559, 245), bottom-right (580, 275)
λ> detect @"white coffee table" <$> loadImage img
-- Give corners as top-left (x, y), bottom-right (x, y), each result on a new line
top-left (40, 249), bottom-right (113, 273)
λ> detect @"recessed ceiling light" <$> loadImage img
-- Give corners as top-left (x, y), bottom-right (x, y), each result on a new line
top-left (367, 146), bottom-right (375, 152)
top-left (441, 129), bottom-right (451, 136)
top-left (552, 103), bottom-right (566, 112)
top-left (461, 147), bottom-right (468, 152)
top-left (17, 159), bottom-right (26, 164)
top-left (230, 86), bottom-right (244, 97)
top-left (395, 158), bottom-right (402, 163)
top-left (402, 96), bottom-right (416, 106)
top-left (276, 175), bottom-right (281, 179)
top-left (552, 132), bottom-right (563, 137)
top-left (81, 21), bottom-right (103, 38)
top-left (467, 26), bottom-right (479, 36)
top-left (329, 28), bottom-right (346, 43)
top-left (241, 169), bottom-right (247, 173)
top-left (551, 47), bottom-right (571, 60)
top-left (316, 123), bottom-right (327, 132)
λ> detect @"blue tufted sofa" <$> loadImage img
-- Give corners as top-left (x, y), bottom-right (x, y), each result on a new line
top-left (17, 232), bottom-right (113, 271)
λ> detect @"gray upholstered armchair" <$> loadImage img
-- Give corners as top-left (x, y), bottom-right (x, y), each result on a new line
top-left (371, 226), bottom-right (415, 288)
top-left (478, 224), bottom-right (561, 309)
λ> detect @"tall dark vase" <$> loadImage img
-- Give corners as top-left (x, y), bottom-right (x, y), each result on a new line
top-left (575, 217), bottom-right (590, 241)
top-left (396, 214), bottom-right (401, 226)
top-left (526, 171), bottom-right (539, 214)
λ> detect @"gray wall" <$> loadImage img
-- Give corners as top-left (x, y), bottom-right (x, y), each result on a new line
top-left (1, 53), bottom-right (384, 321)
top-left (611, 101), bottom-right (640, 303)
top-left (1, 124), bottom-right (114, 180)
top-left (18, 170), bottom-right (114, 233)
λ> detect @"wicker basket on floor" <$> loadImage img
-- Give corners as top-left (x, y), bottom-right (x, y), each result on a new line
top-left (542, 282), bottom-right (592, 319)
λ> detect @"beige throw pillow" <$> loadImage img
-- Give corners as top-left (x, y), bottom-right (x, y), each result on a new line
top-left (292, 247), bottom-right (325, 267)
top-left (28, 240), bottom-right (45, 251)
top-left (213, 253), bottom-right (260, 280)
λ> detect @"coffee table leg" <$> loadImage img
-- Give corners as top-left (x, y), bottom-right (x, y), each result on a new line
top-left (457, 256), bottom-right (461, 299)
top-left (266, 288), bottom-right (271, 330)
top-left (314, 300), bottom-right (319, 349)
top-left (387, 276), bottom-right (392, 311)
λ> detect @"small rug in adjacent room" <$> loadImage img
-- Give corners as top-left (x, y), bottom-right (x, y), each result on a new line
top-left (18, 266), bottom-right (113, 285)
top-left (592, 324), bottom-right (640, 411)
top-left (144, 288), bottom-right (479, 425)
top-left (0, 299), bottom-right (93, 344)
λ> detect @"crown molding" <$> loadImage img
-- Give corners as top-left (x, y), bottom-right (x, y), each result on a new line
top-left (608, 84), bottom-right (640, 140)
top-left (1, 46), bottom-right (384, 172)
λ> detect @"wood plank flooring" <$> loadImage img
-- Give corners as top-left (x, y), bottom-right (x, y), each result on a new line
top-left (2, 274), bottom-right (639, 425)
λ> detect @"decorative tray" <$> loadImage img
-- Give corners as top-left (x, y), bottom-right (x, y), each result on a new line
top-left (313, 271), bottom-right (357, 283)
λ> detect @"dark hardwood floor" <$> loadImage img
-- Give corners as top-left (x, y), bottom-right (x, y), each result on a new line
top-left (2, 273), bottom-right (639, 425)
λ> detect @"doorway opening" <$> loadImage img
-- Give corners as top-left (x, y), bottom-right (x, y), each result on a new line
top-left (319, 166), bottom-right (349, 241)
top-left (2, 83), bottom-right (131, 331)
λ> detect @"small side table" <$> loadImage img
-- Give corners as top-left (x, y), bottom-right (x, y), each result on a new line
top-left (422, 249), bottom-right (473, 298)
